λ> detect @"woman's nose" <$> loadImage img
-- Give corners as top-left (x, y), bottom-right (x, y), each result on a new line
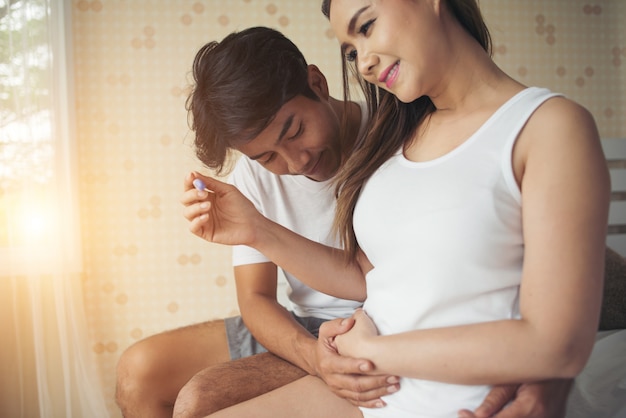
top-left (357, 50), bottom-right (378, 77)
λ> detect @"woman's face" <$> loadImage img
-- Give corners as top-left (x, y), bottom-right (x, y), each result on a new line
top-left (329, 0), bottom-right (444, 103)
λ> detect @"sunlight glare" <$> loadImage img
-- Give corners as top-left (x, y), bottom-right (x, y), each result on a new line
top-left (12, 203), bottom-right (56, 245)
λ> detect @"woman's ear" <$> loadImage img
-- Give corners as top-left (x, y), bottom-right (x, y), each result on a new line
top-left (307, 64), bottom-right (330, 100)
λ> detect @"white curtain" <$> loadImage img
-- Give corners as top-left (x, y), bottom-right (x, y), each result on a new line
top-left (0, 0), bottom-right (108, 416)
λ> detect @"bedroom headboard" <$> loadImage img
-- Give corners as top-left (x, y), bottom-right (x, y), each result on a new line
top-left (602, 138), bottom-right (626, 257)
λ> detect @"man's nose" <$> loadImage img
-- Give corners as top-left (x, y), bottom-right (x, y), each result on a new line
top-left (283, 148), bottom-right (310, 174)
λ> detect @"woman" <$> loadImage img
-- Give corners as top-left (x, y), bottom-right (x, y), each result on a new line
top-left (184, 0), bottom-right (610, 416)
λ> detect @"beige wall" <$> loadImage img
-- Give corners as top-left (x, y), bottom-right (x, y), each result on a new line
top-left (70, 1), bottom-right (625, 415)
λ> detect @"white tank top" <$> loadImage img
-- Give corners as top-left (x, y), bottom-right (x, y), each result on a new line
top-left (353, 87), bottom-right (561, 417)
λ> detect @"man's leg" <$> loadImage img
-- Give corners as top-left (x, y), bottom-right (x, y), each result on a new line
top-left (173, 352), bottom-right (308, 417)
top-left (204, 375), bottom-right (363, 418)
top-left (115, 319), bottom-right (231, 418)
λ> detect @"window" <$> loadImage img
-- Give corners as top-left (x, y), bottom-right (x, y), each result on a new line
top-left (0, 0), bottom-right (81, 273)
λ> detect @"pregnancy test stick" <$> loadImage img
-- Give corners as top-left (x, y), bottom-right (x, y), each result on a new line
top-left (192, 178), bottom-right (215, 193)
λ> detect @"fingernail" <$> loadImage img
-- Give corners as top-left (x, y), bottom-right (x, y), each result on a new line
top-left (387, 376), bottom-right (399, 384)
top-left (387, 385), bottom-right (398, 393)
top-left (374, 400), bottom-right (385, 408)
top-left (200, 202), bottom-right (209, 209)
top-left (193, 178), bottom-right (206, 191)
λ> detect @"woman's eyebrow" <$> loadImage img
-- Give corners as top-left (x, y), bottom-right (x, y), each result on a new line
top-left (347, 6), bottom-right (370, 34)
top-left (340, 6), bottom-right (370, 52)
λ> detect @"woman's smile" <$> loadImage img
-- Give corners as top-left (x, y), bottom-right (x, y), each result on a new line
top-left (379, 61), bottom-right (400, 88)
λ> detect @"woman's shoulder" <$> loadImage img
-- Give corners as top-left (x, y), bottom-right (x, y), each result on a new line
top-left (533, 94), bottom-right (594, 124)
top-left (511, 93), bottom-right (604, 186)
top-left (521, 94), bottom-right (599, 151)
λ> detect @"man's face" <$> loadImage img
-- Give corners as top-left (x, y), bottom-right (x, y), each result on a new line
top-left (235, 94), bottom-right (343, 182)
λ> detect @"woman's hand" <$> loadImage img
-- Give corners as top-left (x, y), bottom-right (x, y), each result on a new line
top-left (316, 317), bottom-right (400, 408)
top-left (334, 309), bottom-right (379, 359)
top-left (181, 172), bottom-right (265, 246)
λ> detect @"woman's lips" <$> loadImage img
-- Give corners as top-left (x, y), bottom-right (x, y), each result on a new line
top-left (379, 61), bottom-right (400, 88)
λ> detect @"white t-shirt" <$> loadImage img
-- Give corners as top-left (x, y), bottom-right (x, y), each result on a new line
top-left (353, 87), bottom-right (560, 417)
top-left (229, 102), bottom-right (367, 320)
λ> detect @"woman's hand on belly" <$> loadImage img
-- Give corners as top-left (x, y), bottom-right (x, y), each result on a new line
top-left (334, 309), bottom-right (379, 360)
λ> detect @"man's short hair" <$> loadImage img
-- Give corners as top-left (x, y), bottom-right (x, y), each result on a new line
top-left (186, 26), bottom-right (318, 173)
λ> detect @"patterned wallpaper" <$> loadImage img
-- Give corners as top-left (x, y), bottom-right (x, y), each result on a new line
top-left (69, 1), bottom-right (625, 416)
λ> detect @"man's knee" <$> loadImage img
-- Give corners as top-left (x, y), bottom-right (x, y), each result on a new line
top-left (173, 353), bottom-right (308, 417)
top-left (115, 339), bottom-right (161, 407)
top-left (173, 372), bottom-right (225, 418)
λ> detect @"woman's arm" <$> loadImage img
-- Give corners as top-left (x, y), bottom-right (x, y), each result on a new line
top-left (335, 98), bottom-right (610, 385)
top-left (181, 173), bottom-right (367, 301)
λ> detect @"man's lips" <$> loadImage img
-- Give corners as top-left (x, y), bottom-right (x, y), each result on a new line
top-left (303, 155), bottom-right (322, 178)
top-left (379, 61), bottom-right (400, 88)
top-left (292, 154), bottom-right (321, 178)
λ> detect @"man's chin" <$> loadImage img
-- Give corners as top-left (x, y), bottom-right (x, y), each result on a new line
top-left (305, 174), bottom-right (323, 182)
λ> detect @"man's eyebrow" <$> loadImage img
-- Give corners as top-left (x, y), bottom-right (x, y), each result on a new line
top-left (248, 114), bottom-right (294, 161)
top-left (277, 114), bottom-right (294, 144)
top-left (340, 6), bottom-right (370, 52)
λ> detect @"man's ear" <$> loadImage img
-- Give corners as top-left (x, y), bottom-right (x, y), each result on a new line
top-left (307, 64), bottom-right (330, 100)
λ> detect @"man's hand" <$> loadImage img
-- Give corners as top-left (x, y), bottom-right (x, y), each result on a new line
top-left (181, 172), bottom-right (264, 246)
top-left (457, 379), bottom-right (574, 418)
top-left (315, 317), bottom-right (400, 408)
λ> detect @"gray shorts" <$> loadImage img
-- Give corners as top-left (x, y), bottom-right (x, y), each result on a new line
top-left (224, 313), bottom-right (328, 360)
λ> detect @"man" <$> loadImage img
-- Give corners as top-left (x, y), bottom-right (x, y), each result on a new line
top-left (116, 26), bottom-right (573, 418)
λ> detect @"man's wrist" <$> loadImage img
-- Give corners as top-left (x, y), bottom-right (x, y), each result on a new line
top-left (295, 334), bottom-right (319, 376)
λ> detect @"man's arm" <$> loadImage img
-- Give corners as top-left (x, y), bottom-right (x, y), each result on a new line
top-left (235, 262), bottom-right (399, 408)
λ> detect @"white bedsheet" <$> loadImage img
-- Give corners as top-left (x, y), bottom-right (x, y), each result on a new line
top-left (566, 330), bottom-right (626, 418)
